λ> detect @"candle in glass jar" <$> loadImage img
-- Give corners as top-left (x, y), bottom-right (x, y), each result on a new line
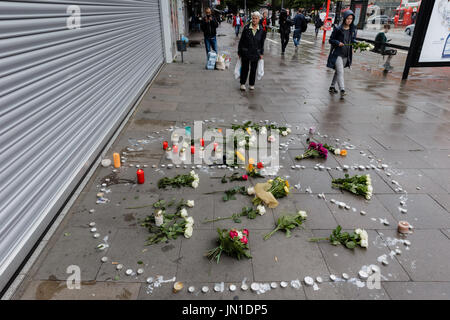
top-left (185, 126), bottom-right (191, 136)
top-left (137, 169), bottom-right (145, 184)
top-left (191, 145), bottom-right (195, 154)
top-left (200, 138), bottom-right (205, 147)
top-left (213, 142), bottom-right (218, 151)
top-left (113, 153), bottom-right (121, 168)
top-left (173, 145), bottom-right (178, 153)
top-left (163, 141), bottom-right (168, 150)
top-left (166, 147), bottom-right (172, 160)
top-left (155, 210), bottom-right (164, 227)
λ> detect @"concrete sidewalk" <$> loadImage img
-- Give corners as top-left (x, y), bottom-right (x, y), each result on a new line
top-left (9, 22), bottom-right (450, 300)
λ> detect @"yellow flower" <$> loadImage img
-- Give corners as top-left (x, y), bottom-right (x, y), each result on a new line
top-left (285, 180), bottom-right (290, 188)
top-left (246, 127), bottom-right (252, 135)
top-left (340, 149), bottom-right (347, 156)
top-left (268, 179), bottom-right (273, 184)
top-left (247, 164), bottom-right (254, 171)
top-left (284, 186), bottom-right (290, 194)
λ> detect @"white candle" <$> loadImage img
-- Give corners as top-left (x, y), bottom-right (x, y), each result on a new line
top-left (155, 210), bottom-right (164, 227)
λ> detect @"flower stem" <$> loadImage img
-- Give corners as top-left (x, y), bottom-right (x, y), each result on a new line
top-left (263, 227), bottom-right (280, 240)
top-left (202, 216), bottom-right (232, 223)
top-left (309, 237), bottom-right (329, 242)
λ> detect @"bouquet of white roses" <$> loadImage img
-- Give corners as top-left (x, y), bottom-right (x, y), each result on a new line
top-left (158, 170), bottom-right (199, 189)
top-left (351, 41), bottom-right (375, 52)
top-left (310, 225), bottom-right (368, 249)
top-left (331, 174), bottom-right (373, 200)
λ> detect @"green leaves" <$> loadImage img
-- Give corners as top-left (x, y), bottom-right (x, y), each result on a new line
top-left (315, 225), bottom-right (363, 250)
top-left (331, 174), bottom-right (371, 199)
top-left (158, 174), bottom-right (195, 189)
top-left (223, 186), bottom-right (247, 202)
top-left (205, 228), bottom-right (251, 264)
top-left (264, 211), bottom-right (307, 240)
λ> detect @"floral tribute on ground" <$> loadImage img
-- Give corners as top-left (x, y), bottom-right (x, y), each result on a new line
top-left (309, 226), bottom-right (369, 249)
top-left (295, 142), bottom-right (328, 160)
top-left (158, 170), bottom-right (200, 189)
top-left (332, 174), bottom-right (373, 200)
top-left (252, 177), bottom-right (290, 208)
top-left (141, 199), bottom-right (195, 245)
top-left (263, 210), bottom-right (307, 240)
top-left (205, 228), bottom-right (252, 263)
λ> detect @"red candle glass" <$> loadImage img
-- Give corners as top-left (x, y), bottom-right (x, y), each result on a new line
top-left (163, 141), bottom-right (168, 150)
top-left (191, 145), bottom-right (195, 154)
top-left (173, 145), bottom-right (178, 153)
top-left (213, 142), bottom-right (218, 151)
top-left (137, 169), bottom-right (145, 184)
top-left (200, 138), bottom-right (205, 147)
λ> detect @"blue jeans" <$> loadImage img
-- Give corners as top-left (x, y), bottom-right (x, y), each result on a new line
top-left (204, 36), bottom-right (217, 56)
top-left (293, 29), bottom-right (302, 47)
top-left (235, 25), bottom-right (241, 36)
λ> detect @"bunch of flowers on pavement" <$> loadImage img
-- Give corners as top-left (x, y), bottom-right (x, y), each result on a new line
top-left (205, 228), bottom-right (251, 263)
top-left (351, 41), bottom-right (375, 52)
top-left (332, 174), bottom-right (373, 200)
top-left (141, 199), bottom-right (195, 245)
top-left (306, 138), bottom-right (347, 156)
top-left (221, 172), bottom-right (248, 183)
top-left (231, 120), bottom-right (290, 136)
top-left (203, 205), bottom-right (264, 223)
top-left (246, 162), bottom-right (265, 178)
top-left (222, 186), bottom-right (247, 201)
top-left (252, 177), bottom-right (290, 208)
top-left (295, 141), bottom-right (328, 160)
top-left (309, 225), bottom-right (368, 249)
top-left (263, 210), bottom-right (308, 240)
top-left (158, 170), bottom-right (199, 189)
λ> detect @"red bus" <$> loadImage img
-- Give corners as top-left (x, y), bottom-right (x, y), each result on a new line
top-left (394, 1), bottom-right (421, 27)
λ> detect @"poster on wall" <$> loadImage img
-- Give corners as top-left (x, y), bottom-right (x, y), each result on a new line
top-left (418, 0), bottom-right (450, 62)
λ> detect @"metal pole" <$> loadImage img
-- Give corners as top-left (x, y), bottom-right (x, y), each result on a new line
top-left (322, 0), bottom-right (331, 44)
top-left (244, 0), bottom-right (246, 20)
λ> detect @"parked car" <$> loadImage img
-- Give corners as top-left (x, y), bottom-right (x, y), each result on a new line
top-left (367, 15), bottom-right (393, 25)
top-left (405, 24), bottom-right (415, 36)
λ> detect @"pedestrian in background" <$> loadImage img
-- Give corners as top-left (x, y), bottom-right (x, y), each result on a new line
top-left (327, 10), bottom-right (357, 98)
top-left (201, 7), bottom-right (219, 57)
top-left (238, 12), bottom-right (265, 91)
top-left (260, 9), bottom-right (270, 32)
top-left (314, 14), bottom-right (323, 38)
top-left (233, 13), bottom-right (244, 37)
top-left (279, 8), bottom-right (293, 54)
top-left (293, 8), bottom-right (307, 49)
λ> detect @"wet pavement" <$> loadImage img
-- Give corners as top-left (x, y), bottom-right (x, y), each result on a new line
top-left (9, 23), bottom-right (450, 300)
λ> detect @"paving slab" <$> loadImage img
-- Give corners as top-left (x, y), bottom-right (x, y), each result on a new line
top-left (312, 229), bottom-right (410, 282)
top-left (382, 281), bottom-right (450, 300)
top-left (378, 229), bottom-right (450, 282)
top-left (377, 194), bottom-right (450, 229)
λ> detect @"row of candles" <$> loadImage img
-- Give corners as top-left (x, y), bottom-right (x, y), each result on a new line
top-left (111, 152), bottom-right (146, 184)
top-left (163, 139), bottom-right (219, 154)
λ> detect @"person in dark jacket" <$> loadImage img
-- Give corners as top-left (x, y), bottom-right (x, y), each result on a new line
top-left (200, 7), bottom-right (219, 57)
top-left (238, 12), bottom-right (266, 91)
top-left (314, 14), bottom-right (323, 38)
top-left (279, 8), bottom-right (293, 54)
top-left (374, 24), bottom-right (397, 70)
top-left (326, 10), bottom-right (357, 98)
top-left (293, 8), bottom-right (307, 48)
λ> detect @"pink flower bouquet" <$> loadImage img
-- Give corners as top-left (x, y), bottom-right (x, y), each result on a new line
top-left (205, 228), bottom-right (252, 263)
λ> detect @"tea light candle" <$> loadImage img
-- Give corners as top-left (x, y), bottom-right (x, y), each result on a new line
top-left (137, 169), bottom-right (145, 184)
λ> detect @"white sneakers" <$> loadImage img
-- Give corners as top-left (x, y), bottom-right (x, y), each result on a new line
top-left (240, 85), bottom-right (255, 91)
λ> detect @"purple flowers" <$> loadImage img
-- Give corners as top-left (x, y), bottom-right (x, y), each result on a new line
top-left (303, 142), bottom-right (328, 160)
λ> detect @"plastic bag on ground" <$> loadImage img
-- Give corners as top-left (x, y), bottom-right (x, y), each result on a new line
top-left (234, 59), bottom-right (241, 79)
top-left (256, 59), bottom-right (264, 80)
top-left (254, 182), bottom-right (278, 208)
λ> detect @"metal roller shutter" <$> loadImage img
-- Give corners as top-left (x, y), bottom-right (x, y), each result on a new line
top-left (0, 0), bottom-right (165, 291)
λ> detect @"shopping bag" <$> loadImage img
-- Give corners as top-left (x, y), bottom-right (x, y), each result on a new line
top-left (256, 59), bottom-right (264, 81)
top-left (234, 59), bottom-right (241, 79)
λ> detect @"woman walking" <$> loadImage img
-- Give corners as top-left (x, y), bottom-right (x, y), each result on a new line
top-left (238, 12), bottom-right (265, 91)
top-left (327, 10), bottom-right (357, 98)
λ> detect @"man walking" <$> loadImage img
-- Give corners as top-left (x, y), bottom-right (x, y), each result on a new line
top-left (200, 7), bottom-right (219, 56)
top-left (233, 13), bottom-right (243, 37)
top-left (279, 8), bottom-right (293, 54)
top-left (293, 8), bottom-right (307, 48)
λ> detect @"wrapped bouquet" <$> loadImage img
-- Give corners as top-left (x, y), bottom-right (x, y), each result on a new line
top-left (252, 177), bottom-right (290, 208)
top-left (332, 174), bottom-right (373, 200)
top-left (309, 226), bottom-right (369, 249)
top-left (205, 228), bottom-right (252, 263)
